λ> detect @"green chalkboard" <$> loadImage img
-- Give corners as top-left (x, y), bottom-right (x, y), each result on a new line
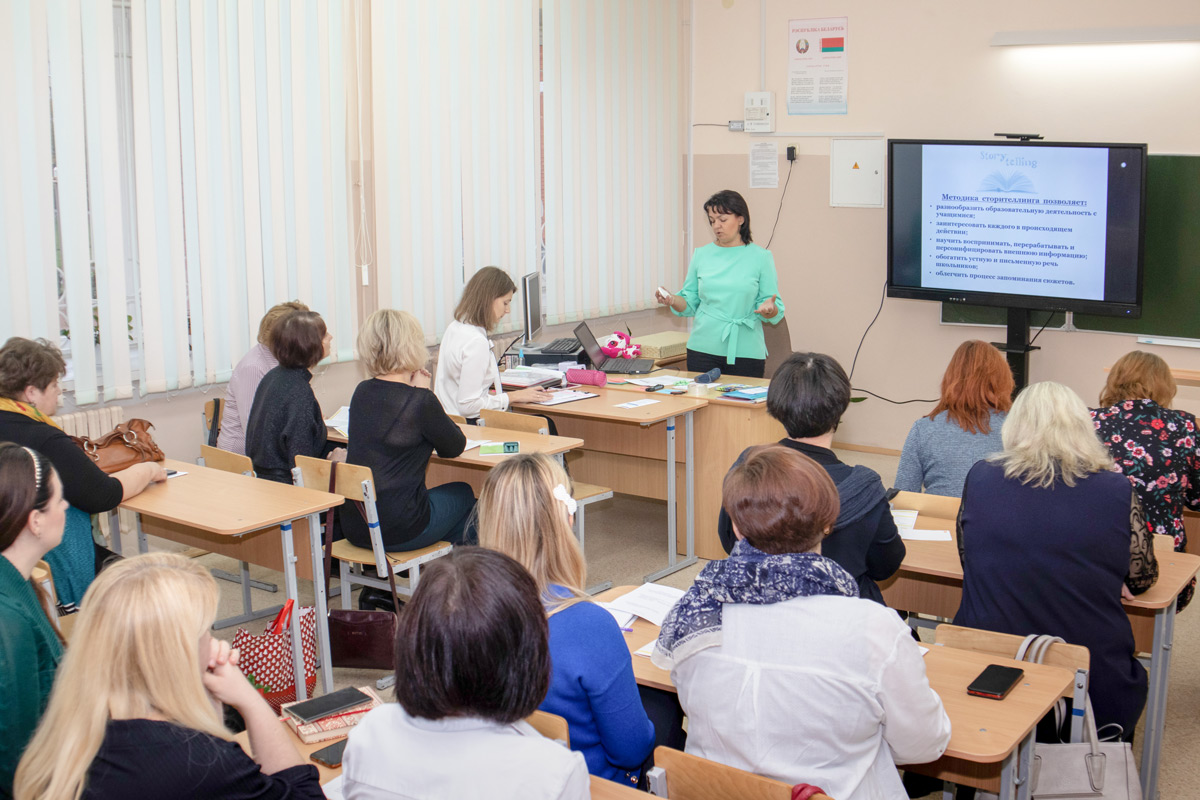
top-left (941, 154), bottom-right (1200, 340)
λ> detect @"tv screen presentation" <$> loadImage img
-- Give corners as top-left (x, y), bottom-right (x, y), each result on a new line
top-left (887, 139), bottom-right (1146, 317)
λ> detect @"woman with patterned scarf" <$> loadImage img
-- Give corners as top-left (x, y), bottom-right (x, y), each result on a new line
top-left (0, 338), bottom-right (166, 610)
top-left (655, 444), bottom-right (950, 800)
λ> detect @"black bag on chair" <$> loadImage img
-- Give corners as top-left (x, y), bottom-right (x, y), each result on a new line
top-left (323, 463), bottom-right (399, 670)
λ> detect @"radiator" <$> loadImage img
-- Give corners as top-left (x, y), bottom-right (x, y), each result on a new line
top-left (51, 407), bottom-right (135, 538)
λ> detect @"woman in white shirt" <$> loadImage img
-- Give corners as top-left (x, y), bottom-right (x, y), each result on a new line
top-left (343, 547), bottom-right (588, 800)
top-left (434, 267), bottom-right (551, 419)
top-left (653, 444), bottom-right (951, 800)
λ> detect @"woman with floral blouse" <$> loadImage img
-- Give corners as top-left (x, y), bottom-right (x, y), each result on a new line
top-left (1092, 351), bottom-right (1200, 552)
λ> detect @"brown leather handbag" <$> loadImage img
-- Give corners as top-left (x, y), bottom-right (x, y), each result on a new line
top-left (71, 419), bottom-right (165, 474)
top-left (323, 462), bottom-right (399, 671)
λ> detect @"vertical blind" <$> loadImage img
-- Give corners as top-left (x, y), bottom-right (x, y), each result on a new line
top-left (370, 0), bottom-right (540, 340)
top-left (542, 0), bottom-right (686, 324)
top-left (0, 0), bottom-right (355, 403)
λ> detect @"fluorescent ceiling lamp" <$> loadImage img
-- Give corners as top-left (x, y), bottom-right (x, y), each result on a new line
top-left (991, 25), bottom-right (1200, 47)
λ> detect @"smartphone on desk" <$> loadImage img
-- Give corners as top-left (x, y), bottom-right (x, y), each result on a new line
top-left (967, 664), bottom-right (1024, 700)
top-left (310, 738), bottom-right (349, 769)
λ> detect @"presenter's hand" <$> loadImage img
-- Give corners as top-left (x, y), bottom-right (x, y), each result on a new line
top-left (754, 294), bottom-right (779, 319)
top-left (510, 387), bottom-right (554, 404)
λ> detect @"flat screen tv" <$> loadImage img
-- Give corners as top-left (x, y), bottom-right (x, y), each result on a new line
top-left (887, 139), bottom-right (1146, 317)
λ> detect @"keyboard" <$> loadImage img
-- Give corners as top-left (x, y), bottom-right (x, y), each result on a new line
top-left (603, 357), bottom-right (655, 374)
top-left (540, 337), bottom-right (581, 354)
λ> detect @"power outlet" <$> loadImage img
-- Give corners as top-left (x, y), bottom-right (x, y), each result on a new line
top-left (728, 120), bottom-right (745, 132)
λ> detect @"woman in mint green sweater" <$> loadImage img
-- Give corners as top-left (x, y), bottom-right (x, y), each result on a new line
top-left (654, 190), bottom-right (785, 378)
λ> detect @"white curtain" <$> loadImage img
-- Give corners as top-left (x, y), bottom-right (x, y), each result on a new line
top-left (0, 0), bottom-right (355, 403)
top-left (542, 0), bottom-right (687, 325)
top-left (370, 0), bottom-right (540, 340)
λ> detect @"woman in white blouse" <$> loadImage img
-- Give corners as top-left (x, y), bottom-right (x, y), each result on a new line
top-left (653, 444), bottom-right (951, 800)
top-left (434, 267), bottom-right (551, 419)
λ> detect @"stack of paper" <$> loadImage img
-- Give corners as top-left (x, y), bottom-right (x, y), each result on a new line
top-left (604, 583), bottom-right (685, 626)
top-left (324, 406), bottom-right (351, 438)
top-left (500, 366), bottom-right (563, 388)
top-left (597, 602), bottom-right (637, 631)
top-left (890, 507), bottom-right (952, 542)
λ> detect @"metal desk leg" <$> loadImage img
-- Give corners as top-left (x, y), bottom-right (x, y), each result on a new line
top-left (135, 513), bottom-right (149, 554)
top-left (685, 410), bottom-right (695, 562)
top-left (307, 512), bottom-right (334, 695)
top-left (998, 729), bottom-right (1035, 800)
top-left (1141, 598), bottom-right (1177, 800)
top-left (279, 521), bottom-right (307, 701)
top-left (644, 413), bottom-right (699, 583)
top-left (211, 555), bottom-right (284, 630)
top-left (107, 509), bottom-right (122, 555)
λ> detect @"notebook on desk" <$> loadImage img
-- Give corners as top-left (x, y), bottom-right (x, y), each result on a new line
top-left (574, 322), bottom-right (656, 374)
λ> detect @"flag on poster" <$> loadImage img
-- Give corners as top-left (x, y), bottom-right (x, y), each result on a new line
top-left (788, 17), bottom-right (848, 115)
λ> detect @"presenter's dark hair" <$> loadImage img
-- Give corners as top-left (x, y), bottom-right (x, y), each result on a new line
top-left (392, 547), bottom-right (550, 724)
top-left (270, 310), bottom-right (327, 369)
top-left (704, 190), bottom-right (752, 244)
top-left (723, 444), bottom-right (839, 554)
top-left (767, 352), bottom-right (851, 438)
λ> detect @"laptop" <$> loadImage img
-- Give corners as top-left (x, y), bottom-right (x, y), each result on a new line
top-left (573, 322), bottom-right (657, 374)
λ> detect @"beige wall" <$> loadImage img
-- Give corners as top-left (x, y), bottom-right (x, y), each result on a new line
top-left (691, 0), bottom-right (1200, 450)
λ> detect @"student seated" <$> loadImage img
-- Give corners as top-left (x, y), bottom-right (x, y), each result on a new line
top-left (894, 339), bottom-right (1013, 497)
top-left (0, 444), bottom-right (67, 796)
top-left (956, 381), bottom-right (1159, 740)
top-left (345, 309), bottom-right (474, 553)
top-left (717, 352), bottom-right (904, 604)
top-left (342, 547), bottom-right (589, 799)
top-left (477, 454), bottom-right (657, 787)
top-left (656, 445), bottom-right (951, 800)
top-left (245, 309), bottom-right (344, 483)
top-left (217, 300), bottom-right (309, 456)
top-left (15, 552), bottom-right (324, 799)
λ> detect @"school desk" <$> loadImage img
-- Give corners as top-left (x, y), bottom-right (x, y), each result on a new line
top-left (514, 388), bottom-right (709, 581)
top-left (120, 459), bottom-right (343, 700)
top-left (595, 585), bottom-right (1071, 800)
top-left (883, 491), bottom-right (1200, 800)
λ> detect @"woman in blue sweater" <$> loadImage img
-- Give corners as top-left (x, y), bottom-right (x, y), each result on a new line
top-left (477, 454), bottom-right (656, 787)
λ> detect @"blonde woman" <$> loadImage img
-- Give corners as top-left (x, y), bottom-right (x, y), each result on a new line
top-left (346, 310), bottom-right (474, 568)
top-left (14, 553), bottom-right (323, 799)
top-left (477, 454), bottom-right (657, 787)
top-left (955, 381), bottom-right (1158, 740)
top-left (434, 267), bottom-right (552, 420)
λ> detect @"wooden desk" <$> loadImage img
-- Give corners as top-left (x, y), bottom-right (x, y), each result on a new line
top-left (882, 491), bottom-right (1200, 800)
top-left (122, 459), bottom-right (343, 700)
top-left (594, 585), bottom-right (1071, 799)
top-left (515, 388), bottom-right (708, 581)
top-left (234, 723), bottom-right (644, 798)
top-left (327, 423), bottom-right (585, 495)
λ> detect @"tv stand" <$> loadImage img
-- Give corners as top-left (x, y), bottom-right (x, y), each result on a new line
top-left (990, 307), bottom-right (1039, 394)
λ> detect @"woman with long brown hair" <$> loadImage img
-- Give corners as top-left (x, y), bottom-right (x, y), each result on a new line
top-left (895, 339), bottom-right (1014, 497)
top-left (0, 443), bottom-right (67, 795)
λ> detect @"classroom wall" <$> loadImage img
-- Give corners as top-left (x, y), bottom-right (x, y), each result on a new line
top-left (690, 0), bottom-right (1200, 450)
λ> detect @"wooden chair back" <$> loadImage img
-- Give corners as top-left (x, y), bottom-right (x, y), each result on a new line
top-left (649, 746), bottom-right (827, 800)
top-left (935, 623), bottom-right (1090, 677)
top-left (200, 445), bottom-right (253, 476)
top-left (889, 490), bottom-right (960, 525)
top-left (447, 413), bottom-right (467, 425)
top-left (203, 399), bottom-right (223, 440)
top-left (762, 315), bottom-right (792, 380)
top-left (479, 408), bottom-right (548, 435)
top-left (293, 456), bottom-right (374, 502)
top-left (526, 710), bottom-right (570, 746)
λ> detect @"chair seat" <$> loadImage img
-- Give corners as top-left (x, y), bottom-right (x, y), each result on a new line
top-left (572, 482), bottom-right (612, 503)
top-left (331, 539), bottom-right (453, 567)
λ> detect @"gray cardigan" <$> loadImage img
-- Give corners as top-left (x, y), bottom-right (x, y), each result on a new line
top-left (894, 410), bottom-right (1006, 498)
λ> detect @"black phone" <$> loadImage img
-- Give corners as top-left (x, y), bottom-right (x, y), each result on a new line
top-left (310, 738), bottom-right (349, 769)
top-left (285, 686), bottom-right (371, 724)
top-left (967, 664), bottom-right (1025, 700)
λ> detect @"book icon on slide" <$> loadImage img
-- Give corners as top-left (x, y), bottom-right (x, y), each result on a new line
top-left (979, 171), bottom-right (1035, 193)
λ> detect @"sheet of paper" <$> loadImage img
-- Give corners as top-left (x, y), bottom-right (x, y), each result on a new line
top-left (634, 640), bottom-right (656, 658)
top-left (900, 529), bottom-right (953, 542)
top-left (321, 775), bottom-right (345, 799)
top-left (890, 509), bottom-right (918, 531)
top-left (536, 389), bottom-right (598, 406)
top-left (166, 469), bottom-right (188, 479)
top-left (324, 405), bottom-right (351, 429)
top-left (749, 142), bottom-right (779, 189)
top-left (606, 583), bottom-right (685, 626)
top-left (596, 602), bottom-right (636, 632)
top-left (919, 645), bottom-right (930, 657)
top-left (462, 439), bottom-right (495, 451)
top-left (615, 398), bottom-right (661, 409)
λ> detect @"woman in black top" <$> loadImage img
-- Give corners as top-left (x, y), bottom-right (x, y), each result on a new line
top-left (245, 310), bottom-right (344, 483)
top-left (345, 309), bottom-right (474, 551)
top-left (15, 552), bottom-right (323, 799)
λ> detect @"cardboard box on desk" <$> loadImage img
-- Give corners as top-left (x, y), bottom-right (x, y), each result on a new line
top-left (633, 331), bottom-right (688, 360)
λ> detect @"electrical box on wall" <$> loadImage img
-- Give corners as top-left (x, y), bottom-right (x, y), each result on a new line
top-left (744, 92), bottom-right (774, 133)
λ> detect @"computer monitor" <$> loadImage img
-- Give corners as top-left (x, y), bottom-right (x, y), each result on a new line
top-left (521, 271), bottom-right (542, 343)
